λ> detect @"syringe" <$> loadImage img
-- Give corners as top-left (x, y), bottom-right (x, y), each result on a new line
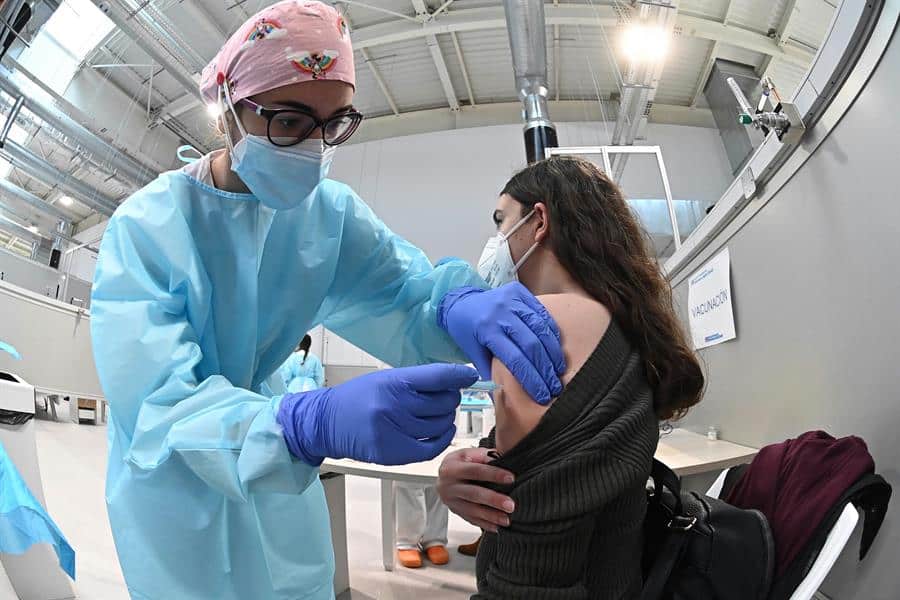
top-left (462, 380), bottom-right (503, 393)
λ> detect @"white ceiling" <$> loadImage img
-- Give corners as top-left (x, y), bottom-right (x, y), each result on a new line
top-left (83, 0), bottom-right (835, 152)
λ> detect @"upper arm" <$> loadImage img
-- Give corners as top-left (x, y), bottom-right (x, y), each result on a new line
top-left (490, 293), bottom-right (611, 454)
top-left (491, 357), bottom-right (548, 454)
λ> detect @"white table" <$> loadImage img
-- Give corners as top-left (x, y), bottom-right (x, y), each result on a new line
top-left (320, 428), bottom-right (758, 590)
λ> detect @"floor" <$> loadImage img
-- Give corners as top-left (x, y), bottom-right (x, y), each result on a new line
top-left (5, 418), bottom-right (481, 599)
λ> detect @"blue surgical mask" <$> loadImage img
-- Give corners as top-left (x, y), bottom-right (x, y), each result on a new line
top-left (230, 136), bottom-right (335, 210)
top-left (222, 90), bottom-right (335, 210)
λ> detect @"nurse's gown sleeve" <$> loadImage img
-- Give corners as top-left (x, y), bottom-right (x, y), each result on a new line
top-left (312, 356), bottom-right (325, 388)
top-left (90, 208), bottom-right (318, 503)
top-left (318, 190), bottom-right (486, 367)
top-left (279, 354), bottom-right (298, 391)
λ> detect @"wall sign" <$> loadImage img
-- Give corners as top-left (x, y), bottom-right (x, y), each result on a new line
top-left (688, 248), bottom-right (736, 350)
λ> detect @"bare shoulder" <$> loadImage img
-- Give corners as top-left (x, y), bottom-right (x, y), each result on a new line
top-left (536, 293), bottom-right (611, 383)
top-left (490, 292), bottom-right (611, 453)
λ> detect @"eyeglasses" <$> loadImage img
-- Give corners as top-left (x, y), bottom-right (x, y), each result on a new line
top-left (238, 99), bottom-right (363, 147)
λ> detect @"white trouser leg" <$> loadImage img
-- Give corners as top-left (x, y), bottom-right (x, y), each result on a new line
top-left (395, 482), bottom-right (426, 550)
top-left (422, 485), bottom-right (449, 548)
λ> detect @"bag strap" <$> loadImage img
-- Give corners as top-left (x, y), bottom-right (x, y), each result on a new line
top-left (640, 523), bottom-right (692, 600)
top-left (650, 459), bottom-right (684, 513)
top-left (641, 460), bottom-right (697, 600)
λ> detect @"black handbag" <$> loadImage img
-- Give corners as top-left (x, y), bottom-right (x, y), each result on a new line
top-left (641, 459), bottom-right (775, 600)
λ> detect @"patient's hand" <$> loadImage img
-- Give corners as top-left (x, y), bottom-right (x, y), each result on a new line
top-left (491, 293), bottom-right (611, 454)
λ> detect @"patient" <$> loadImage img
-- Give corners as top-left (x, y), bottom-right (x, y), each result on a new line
top-left (473, 156), bottom-right (705, 599)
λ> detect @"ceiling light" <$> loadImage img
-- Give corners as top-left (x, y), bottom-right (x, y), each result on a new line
top-left (59, 195), bottom-right (74, 207)
top-left (27, 225), bottom-right (39, 234)
top-left (206, 103), bottom-right (222, 119)
top-left (621, 24), bottom-right (669, 63)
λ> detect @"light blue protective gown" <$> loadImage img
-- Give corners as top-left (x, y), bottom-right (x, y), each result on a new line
top-left (90, 169), bottom-right (483, 600)
top-left (280, 352), bottom-right (325, 393)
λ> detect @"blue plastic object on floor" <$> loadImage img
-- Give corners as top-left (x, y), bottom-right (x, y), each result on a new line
top-left (0, 441), bottom-right (74, 578)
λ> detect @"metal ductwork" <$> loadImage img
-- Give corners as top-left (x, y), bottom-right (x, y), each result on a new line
top-left (0, 66), bottom-right (154, 187)
top-left (503, 0), bottom-right (557, 164)
top-left (1, 139), bottom-right (118, 216)
top-left (92, 0), bottom-right (203, 100)
top-left (0, 176), bottom-right (74, 222)
top-left (0, 212), bottom-right (41, 244)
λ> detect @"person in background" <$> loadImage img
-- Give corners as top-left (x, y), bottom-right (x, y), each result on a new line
top-left (437, 156), bottom-right (705, 598)
top-left (279, 334), bottom-right (325, 393)
top-left (395, 483), bottom-right (450, 568)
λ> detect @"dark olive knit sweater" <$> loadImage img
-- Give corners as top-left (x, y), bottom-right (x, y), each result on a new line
top-left (474, 321), bottom-right (659, 600)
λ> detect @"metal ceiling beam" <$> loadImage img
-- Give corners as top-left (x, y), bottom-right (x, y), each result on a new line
top-left (1, 140), bottom-right (118, 216)
top-left (690, 41), bottom-right (719, 106)
top-left (360, 51), bottom-right (400, 115)
top-left (412, 0), bottom-right (460, 111)
top-left (450, 32), bottom-right (475, 106)
top-left (184, 0), bottom-right (229, 41)
top-left (91, 0), bottom-right (202, 100)
top-left (0, 61), bottom-right (156, 186)
top-left (349, 100), bottom-right (713, 143)
top-left (552, 23), bottom-right (560, 102)
top-left (0, 213), bottom-right (42, 244)
top-left (0, 176), bottom-right (76, 222)
top-left (156, 92), bottom-right (201, 120)
top-left (722, 0), bottom-right (736, 25)
top-left (342, 10), bottom-right (400, 116)
top-left (426, 34), bottom-right (460, 110)
top-left (352, 4), bottom-right (816, 66)
top-left (677, 14), bottom-right (813, 64)
top-left (776, 0), bottom-right (801, 46)
top-left (0, 66), bottom-right (155, 187)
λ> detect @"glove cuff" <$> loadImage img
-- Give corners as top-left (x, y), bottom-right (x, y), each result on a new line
top-left (437, 286), bottom-right (484, 330)
top-left (277, 390), bottom-right (331, 466)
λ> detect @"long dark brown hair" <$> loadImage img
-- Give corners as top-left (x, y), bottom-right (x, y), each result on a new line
top-left (501, 155), bottom-right (703, 420)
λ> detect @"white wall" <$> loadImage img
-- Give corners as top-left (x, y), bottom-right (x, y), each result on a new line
top-left (63, 220), bottom-right (107, 284)
top-left (0, 247), bottom-right (61, 297)
top-left (330, 121), bottom-right (733, 266)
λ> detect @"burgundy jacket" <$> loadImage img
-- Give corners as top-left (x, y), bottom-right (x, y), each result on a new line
top-left (725, 430), bottom-right (874, 577)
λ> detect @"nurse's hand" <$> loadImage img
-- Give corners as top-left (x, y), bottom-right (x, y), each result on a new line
top-left (437, 448), bottom-right (516, 533)
top-left (438, 283), bottom-right (566, 404)
top-left (277, 363), bottom-right (477, 466)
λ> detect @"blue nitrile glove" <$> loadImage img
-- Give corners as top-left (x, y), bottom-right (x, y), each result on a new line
top-left (437, 283), bottom-right (566, 405)
top-left (277, 363), bottom-right (478, 466)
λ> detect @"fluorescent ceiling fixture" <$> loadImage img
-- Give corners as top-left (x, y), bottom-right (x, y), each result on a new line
top-left (27, 225), bottom-right (40, 234)
top-left (207, 104), bottom-right (222, 119)
top-left (621, 24), bottom-right (669, 62)
top-left (59, 195), bottom-right (74, 207)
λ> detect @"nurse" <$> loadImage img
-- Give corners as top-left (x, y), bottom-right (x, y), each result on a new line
top-left (89, 2), bottom-right (564, 599)
top-left (279, 334), bottom-right (325, 393)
